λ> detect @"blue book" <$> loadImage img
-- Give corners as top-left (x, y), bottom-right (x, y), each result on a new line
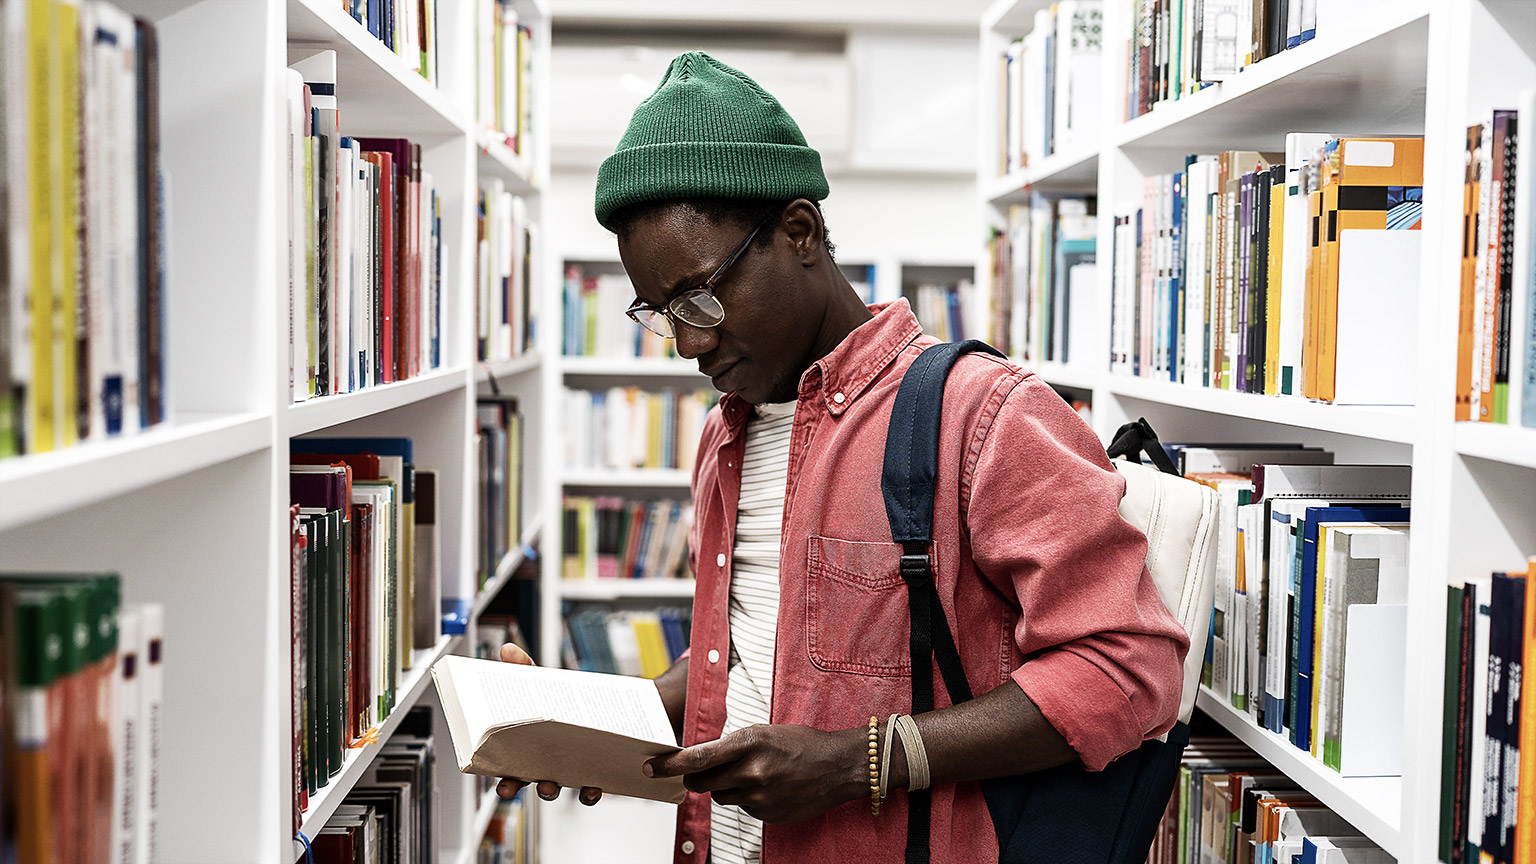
top-left (366, 0), bottom-right (380, 39)
top-left (658, 610), bottom-right (686, 661)
top-left (1291, 505), bottom-right (1409, 752)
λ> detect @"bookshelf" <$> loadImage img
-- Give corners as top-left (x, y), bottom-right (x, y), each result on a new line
top-left (0, 0), bottom-right (551, 859)
top-left (979, 0), bottom-right (1536, 859)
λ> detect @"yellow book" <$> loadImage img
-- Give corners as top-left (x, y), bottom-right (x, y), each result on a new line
top-left (632, 614), bottom-right (669, 679)
top-left (28, 0), bottom-right (53, 452)
top-left (646, 393), bottom-right (662, 469)
top-left (1515, 556), bottom-right (1536, 861)
top-left (1302, 185), bottom-right (1323, 399)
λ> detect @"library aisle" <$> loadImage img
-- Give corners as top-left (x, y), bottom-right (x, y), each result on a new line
top-left (3, 0), bottom-right (1536, 862)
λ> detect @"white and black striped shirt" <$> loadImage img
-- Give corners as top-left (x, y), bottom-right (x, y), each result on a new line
top-left (709, 400), bottom-right (795, 864)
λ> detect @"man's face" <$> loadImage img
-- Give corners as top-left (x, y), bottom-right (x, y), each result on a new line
top-left (618, 205), bottom-right (823, 405)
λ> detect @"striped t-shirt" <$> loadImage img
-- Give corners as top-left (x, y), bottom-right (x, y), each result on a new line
top-left (709, 399), bottom-right (795, 864)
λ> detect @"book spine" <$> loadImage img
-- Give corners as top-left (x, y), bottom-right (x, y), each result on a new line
top-left (136, 603), bottom-right (163, 864)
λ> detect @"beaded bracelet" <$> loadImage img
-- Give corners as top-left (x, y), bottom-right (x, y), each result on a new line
top-left (867, 715), bottom-right (881, 816)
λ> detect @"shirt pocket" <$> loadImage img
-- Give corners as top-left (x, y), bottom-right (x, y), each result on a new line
top-left (805, 535), bottom-right (919, 677)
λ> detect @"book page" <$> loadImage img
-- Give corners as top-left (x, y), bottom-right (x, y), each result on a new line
top-left (448, 656), bottom-right (675, 747)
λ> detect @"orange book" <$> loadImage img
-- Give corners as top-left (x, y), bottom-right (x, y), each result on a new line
top-left (1515, 557), bottom-right (1536, 861)
top-left (1316, 137), bottom-right (1425, 403)
top-left (1456, 125), bottom-right (1484, 420)
top-left (1303, 177), bottom-right (1325, 399)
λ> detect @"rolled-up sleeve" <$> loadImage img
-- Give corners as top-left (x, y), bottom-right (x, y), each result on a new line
top-left (965, 376), bottom-right (1189, 772)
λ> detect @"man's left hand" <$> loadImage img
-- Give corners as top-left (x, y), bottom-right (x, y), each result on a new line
top-left (644, 724), bottom-right (868, 824)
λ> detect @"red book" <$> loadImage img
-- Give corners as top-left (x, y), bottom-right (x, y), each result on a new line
top-left (289, 505), bottom-right (306, 826)
top-left (361, 151), bottom-right (396, 383)
top-left (355, 138), bottom-right (414, 381)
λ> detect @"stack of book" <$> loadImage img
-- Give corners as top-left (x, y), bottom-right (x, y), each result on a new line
top-left (562, 605), bottom-right (691, 679)
top-left (562, 495), bottom-right (695, 582)
top-left (1456, 101), bottom-right (1536, 427)
top-left (1156, 449), bottom-right (1412, 776)
top-left (904, 278), bottom-right (981, 344)
top-left (1124, 0), bottom-right (1319, 120)
top-left (1110, 135), bottom-right (1424, 405)
top-left (476, 0), bottom-right (535, 161)
top-left (562, 264), bottom-right (677, 359)
top-left (476, 396), bottom-right (524, 588)
top-left (0, 574), bottom-right (163, 864)
top-left (339, 0), bottom-right (439, 85)
top-left (477, 182), bottom-right (537, 364)
top-left (477, 794), bottom-right (533, 864)
top-left (1148, 734), bottom-right (1391, 863)
top-left (1, 2), bottom-right (167, 459)
top-left (287, 52), bottom-right (445, 402)
top-left (288, 436), bottom-right (442, 825)
top-left (995, 1), bottom-right (1103, 174)
top-left (1440, 559), bottom-right (1536, 864)
top-left (987, 196), bottom-right (1096, 364)
top-left (562, 387), bottom-right (716, 473)
top-left (311, 706), bottom-right (438, 862)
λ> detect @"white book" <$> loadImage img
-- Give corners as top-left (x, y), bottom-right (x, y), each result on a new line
top-left (477, 0), bottom-right (496, 128)
top-left (135, 603), bottom-right (164, 864)
top-left (1066, 262), bottom-right (1095, 366)
top-left (1279, 134), bottom-right (1334, 396)
top-left (1182, 160), bottom-right (1207, 386)
top-left (336, 145), bottom-right (354, 393)
top-left (1333, 230), bottom-right (1421, 405)
top-left (3, 0), bottom-right (29, 446)
top-left (112, 606), bottom-right (141, 864)
top-left (607, 615), bottom-right (643, 677)
top-left (1472, 120), bottom-right (1494, 420)
top-left (1022, 13), bottom-right (1050, 163)
top-left (501, 4), bottom-right (519, 138)
top-left (431, 654), bottom-right (683, 802)
top-left (1004, 41), bottom-right (1023, 174)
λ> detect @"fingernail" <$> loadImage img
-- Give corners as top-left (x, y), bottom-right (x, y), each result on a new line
top-left (581, 790), bottom-right (599, 805)
top-left (497, 780), bottom-right (512, 797)
top-left (539, 789), bottom-right (556, 801)
top-left (642, 762), bottom-right (655, 778)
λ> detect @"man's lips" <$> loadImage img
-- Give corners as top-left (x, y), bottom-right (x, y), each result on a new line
top-left (702, 359), bottom-right (741, 385)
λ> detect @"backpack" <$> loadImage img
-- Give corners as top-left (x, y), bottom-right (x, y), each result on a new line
top-left (881, 340), bottom-right (1218, 864)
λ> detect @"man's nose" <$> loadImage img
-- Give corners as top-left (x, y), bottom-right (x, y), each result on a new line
top-left (672, 321), bottom-right (718, 359)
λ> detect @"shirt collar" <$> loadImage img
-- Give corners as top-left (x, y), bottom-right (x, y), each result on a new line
top-left (718, 298), bottom-right (924, 425)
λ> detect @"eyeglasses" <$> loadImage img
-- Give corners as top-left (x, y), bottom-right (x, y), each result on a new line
top-left (625, 221), bottom-right (766, 339)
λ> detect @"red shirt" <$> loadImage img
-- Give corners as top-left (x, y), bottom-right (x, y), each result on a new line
top-left (674, 300), bottom-right (1188, 864)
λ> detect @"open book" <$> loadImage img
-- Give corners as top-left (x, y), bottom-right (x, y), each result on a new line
top-left (431, 655), bottom-right (685, 803)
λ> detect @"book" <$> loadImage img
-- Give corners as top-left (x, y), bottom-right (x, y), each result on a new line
top-left (431, 654), bottom-right (685, 803)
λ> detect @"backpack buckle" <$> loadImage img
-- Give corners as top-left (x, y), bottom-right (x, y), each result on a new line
top-left (900, 553), bottom-right (931, 588)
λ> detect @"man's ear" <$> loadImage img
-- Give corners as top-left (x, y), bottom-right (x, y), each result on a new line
top-left (778, 199), bottom-right (824, 268)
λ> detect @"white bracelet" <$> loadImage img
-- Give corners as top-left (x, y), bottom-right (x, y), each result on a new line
top-left (894, 714), bottom-right (930, 791)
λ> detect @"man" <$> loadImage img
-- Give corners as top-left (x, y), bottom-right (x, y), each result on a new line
top-left (498, 52), bottom-right (1188, 863)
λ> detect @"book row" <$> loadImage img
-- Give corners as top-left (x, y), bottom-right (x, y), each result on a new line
top-left (995, 1), bottom-right (1103, 175)
top-left (309, 705), bottom-right (438, 864)
top-left (1148, 734), bottom-right (1391, 864)
top-left (1110, 135), bottom-right (1424, 405)
top-left (338, 0), bottom-right (440, 86)
top-left (1186, 450), bottom-right (1411, 778)
top-left (476, 396), bottom-right (525, 592)
top-left (987, 196), bottom-right (1097, 365)
top-left (477, 182), bottom-right (538, 364)
top-left (562, 495), bottom-right (695, 583)
top-left (288, 436), bottom-right (443, 826)
top-left (475, 794), bottom-right (532, 864)
top-left (1456, 102), bottom-right (1536, 427)
top-left (561, 605), bottom-right (691, 679)
top-left (475, 0), bottom-right (535, 159)
top-left (903, 278), bottom-right (982, 345)
top-left (0, 574), bottom-right (163, 864)
top-left (562, 386), bottom-right (717, 473)
top-left (287, 51), bottom-right (444, 402)
top-left (1440, 559), bottom-right (1536, 864)
top-left (1125, 0), bottom-right (1320, 120)
top-left (562, 264), bottom-right (677, 359)
top-left (473, 612), bottom-right (530, 664)
top-left (1, 2), bottom-right (167, 458)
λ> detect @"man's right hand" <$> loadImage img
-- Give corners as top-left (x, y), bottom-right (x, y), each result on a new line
top-left (495, 642), bottom-right (605, 806)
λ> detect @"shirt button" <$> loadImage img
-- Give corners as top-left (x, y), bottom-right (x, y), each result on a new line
top-left (833, 392), bottom-right (845, 404)
top-left (716, 553), bottom-right (727, 568)
top-left (707, 649), bottom-right (720, 664)
top-left (682, 840), bottom-right (696, 855)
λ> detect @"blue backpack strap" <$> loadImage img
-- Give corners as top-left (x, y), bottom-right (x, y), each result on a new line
top-left (882, 340), bottom-right (1002, 864)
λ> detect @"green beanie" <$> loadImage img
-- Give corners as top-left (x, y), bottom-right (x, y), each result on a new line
top-left (594, 52), bottom-right (830, 230)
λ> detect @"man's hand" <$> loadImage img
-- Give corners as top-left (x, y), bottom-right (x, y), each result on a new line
top-left (494, 643), bottom-right (603, 806)
top-left (644, 724), bottom-right (867, 824)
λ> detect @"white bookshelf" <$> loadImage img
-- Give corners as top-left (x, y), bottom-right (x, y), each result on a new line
top-left (0, 0), bottom-right (552, 859)
top-left (979, 0), bottom-right (1536, 859)
top-left (560, 578), bottom-right (697, 601)
top-left (560, 468), bottom-right (694, 489)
